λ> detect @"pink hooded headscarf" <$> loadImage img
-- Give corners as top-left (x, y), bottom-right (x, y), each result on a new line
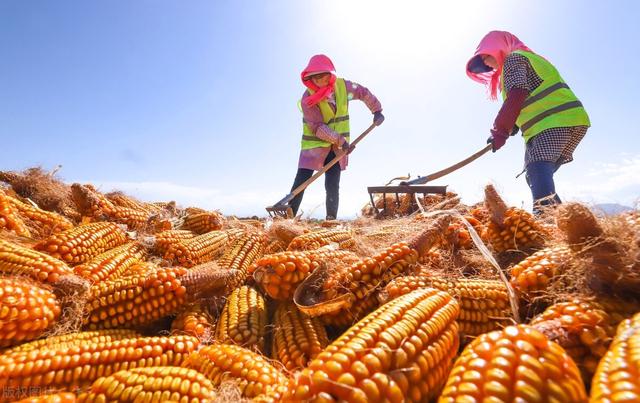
top-left (301, 54), bottom-right (337, 107)
top-left (466, 31), bottom-right (533, 100)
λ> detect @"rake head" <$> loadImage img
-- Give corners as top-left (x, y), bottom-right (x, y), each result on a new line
top-left (266, 204), bottom-right (294, 219)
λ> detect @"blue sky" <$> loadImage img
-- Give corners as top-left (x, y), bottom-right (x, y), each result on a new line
top-left (2, 1), bottom-right (639, 217)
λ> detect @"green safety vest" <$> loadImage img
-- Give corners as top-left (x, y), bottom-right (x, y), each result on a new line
top-left (501, 50), bottom-right (590, 143)
top-left (301, 78), bottom-right (350, 150)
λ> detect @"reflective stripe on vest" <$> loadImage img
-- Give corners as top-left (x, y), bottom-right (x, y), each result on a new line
top-left (301, 78), bottom-right (350, 150)
top-left (501, 50), bottom-right (590, 143)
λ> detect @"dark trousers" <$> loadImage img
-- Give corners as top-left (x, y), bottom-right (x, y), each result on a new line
top-left (526, 160), bottom-right (562, 215)
top-left (289, 151), bottom-right (341, 219)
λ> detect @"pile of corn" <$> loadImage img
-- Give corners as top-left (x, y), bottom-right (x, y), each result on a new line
top-left (0, 170), bottom-right (639, 402)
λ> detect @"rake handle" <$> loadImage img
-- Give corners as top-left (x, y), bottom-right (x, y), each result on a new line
top-left (277, 123), bottom-right (377, 206)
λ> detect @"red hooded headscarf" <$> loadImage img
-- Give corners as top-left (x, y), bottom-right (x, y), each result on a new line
top-left (466, 31), bottom-right (533, 100)
top-left (301, 54), bottom-right (337, 107)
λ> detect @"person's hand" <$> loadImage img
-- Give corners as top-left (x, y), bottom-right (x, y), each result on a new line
top-left (373, 111), bottom-right (385, 126)
top-left (487, 129), bottom-right (509, 152)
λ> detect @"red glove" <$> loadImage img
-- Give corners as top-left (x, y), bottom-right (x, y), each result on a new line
top-left (487, 130), bottom-right (509, 152)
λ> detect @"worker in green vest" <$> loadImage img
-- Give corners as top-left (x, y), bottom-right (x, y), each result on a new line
top-left (466, 31), bottom-right (590, 215)
top-left (290, 54), bottom-right (384, 220)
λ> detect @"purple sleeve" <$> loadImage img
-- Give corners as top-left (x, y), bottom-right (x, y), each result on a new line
top-left (492, 88), bottom-right (528, 136)
top-left (345, 80), bottom-right (382, 113)
top-left (301, 91), bottom-right (343, 145)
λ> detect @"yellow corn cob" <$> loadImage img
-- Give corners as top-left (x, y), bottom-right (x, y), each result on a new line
top-left (217, 231), bottom-right (267, 290)
top-left (320, 242), bottom-right (420, 326)
top-left (14, 393), bottom-right (77, 403)
top-left (272, 302), bottom-right (329, 372)
top-left (83, 266), bottom-right (188, 329)
top-left (107, 206), bottom-right (149, 230)
top-left (0, 277), bottom-right (61, 347)
top-left (71, 184), bottom-right (149, 230)
top-left (287, 229), bottom-right (355, 251)
top-left (72, 242), bottom-right (146, 283)
top-left (0, 239), bottom-right (75, 284)
top-left (7, 195), bottom-right (74, 237)
top-left (215, 285), bottom-right (267, 352)
top-left (380, 276), bottom-right (512, 337)
top-left (78, 366), bottom-right (216, 402)
top-left (171, 302), bottom-right (215, 341)
top-left (295, 216), bottom-right (450, 327)
top-left (286, 288), bottom-right (459, 402)
top-left (151, 229), bottom-right (196, 256)
top-left (0, 335), bottom-right (199, 400)
top-left (183, 343), bottom-right (289, 400)
top-left (590, 312), bottom-right (640, 402)
top-left (34, 222), bottom-right (128, 265)
top-left (510, 245), bottom-right (573, 296)
top-left (163, 230), bottom-right (230, 268)
top-left (250, 249), bottom-right (359, 301)
top-left (484, 184), bottom-right (548, 253)
top-left (439, 325), bottom-right (587, 402)
top-left (530, 297), bottom-right (640, 381)
top-left (3, 329), bottom-right (141, 354)
top-left (0, 188), bottom-right (31, 237)
top-left (183, 207), bottom-right (207, 215)
top-left (105, 191), bottom-right (159, 215)
top-left (180, 212), bottom-right (225, 234)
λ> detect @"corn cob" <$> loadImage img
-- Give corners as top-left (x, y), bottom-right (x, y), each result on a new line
top-left (215, 285), bottom-right (267, 352)
top-left (163, 230), bottom-right (229, 268)
top-left (0, 277), bottom-right (61, 347)
top-left (272, 302), bottom-right (329, 372)
top-left (105, 191), bottom-right (160, 215)
top-left (380, 276), bottom-right (511, 337)
top-left (484, 184), bottom-right (547, 253)
top-left (177, 261), bottom-right (237, 299)
top-left (107, 206), bottom-right (149, 230)
top-left (0, 188), bottom-right (31, 237)
top-left (319, 241), bottom-right (420, 327)
top-left (3, 329), bottom-right (141, 354)
top-left (71, 184), bottom-right (149, 230)
top-left (439, 325), bottom-right (587, 402)
top-left (180, 212), bottom-right (225, 234)
top-left (150, 229), bottom-right (196, 256)
top-left (530, 297), bottom-right (640, 380)
top-left (590, 312), bottom-right (640, 402)
top-left (171, 302), bottom-right (216, 341)
top-left (286, 288), bottom-right (459, 402)
top-left (217, 231), bottom-right (267, 290)
top-left (14, 393), bottom-right (77, 403)
top-left (7, 195), bottom-right (74, 237)
top-left (0, 239), bottom-right (75, 284)
top-left (510, 245), bottom-right (573, 297)
top-left (287, 228), bottom-right (355, 251)
top-left (0, 335), bottom-right (199, 400)
top-left (184, 207), bottom-right (207, 215)
top-left (558, 202), bottom-right (640, 294)
top-left (296, 216), bottom-right (450, 327)
top-left (72, 242), bottom-right (145, 283)
top-left (183, 343), bottom-right (289, 400)
top-left (78, 366), bottom-right (216, 402)
top-left (34, 222), bottom-right (128, 265)
top-left (83, 266), bottom-right (188, 329)
top-left (250, 249), bottom-right (359, 301)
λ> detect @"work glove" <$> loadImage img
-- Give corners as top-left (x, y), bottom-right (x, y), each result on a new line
top-left (373, 111), bottom-right (385, 126)
top-left (487, 129), bottom-right (510, 152)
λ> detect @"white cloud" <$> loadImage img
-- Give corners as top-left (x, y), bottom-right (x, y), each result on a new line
top-left (559, 155), bottom-right (640, 206)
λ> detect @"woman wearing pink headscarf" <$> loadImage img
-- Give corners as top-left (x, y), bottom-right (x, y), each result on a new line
top-left (288, 54), bottom-right (384, 220)
top-left (467, 31), bottom-right (590, 215)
